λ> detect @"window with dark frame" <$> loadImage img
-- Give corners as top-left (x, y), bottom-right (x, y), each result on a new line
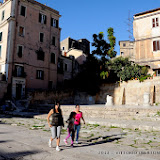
top-left (17, 45), bottom-right (23, 58)
top-left (51, 18), bottom-right (58, 28)
top-left (19, 26), bottom-right (24, 36)
top-left (1, 10), bottom-right (5, 21)
top-left (20, 6), bottom-right (26, 17)
top-left (51, 53), bottom-right (56, 64)
top-left (52, 36), bottom-right (55, 45)
top-left (123, 43), bottom-right (126, 47)
top-left (39, 13), bottom-right (47, 24)
top-left (152, 18), bottom-right (159, 28)
top-left (40, 33), bottom-right (44, 42)
top-left (36, 70), bottom-right (44, 80)
top-left (0, 32), bottom-right (2, 41)
top-left (153, 40), bottom-right (160, 51)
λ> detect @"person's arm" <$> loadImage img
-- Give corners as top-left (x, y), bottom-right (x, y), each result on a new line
top-left (81, 112), bottom-right (85, 124)
top-left (47, 109), bottom-right (53, 128)
top-left (61, 110), bottom-right (64, 127)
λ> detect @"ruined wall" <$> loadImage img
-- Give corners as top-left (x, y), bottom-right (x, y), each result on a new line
top-left (30, 77), bottom-right (160, 106)
top-left (0, 81), bottom-right (7, 100)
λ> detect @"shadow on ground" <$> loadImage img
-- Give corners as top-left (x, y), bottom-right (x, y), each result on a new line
top-left (0, 150), bottom-right (42, 160)
top-left (61, 133), bottom-right (125, 150)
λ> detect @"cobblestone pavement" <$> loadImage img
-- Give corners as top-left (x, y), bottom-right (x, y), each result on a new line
top-left (0, 115), bottom-right (160, 160)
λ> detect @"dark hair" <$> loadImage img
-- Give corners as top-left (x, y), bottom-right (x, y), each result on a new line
top-left (53, 101), bottom-right (61, 114)
top-left (67, 112), bottom-right (76, 121)
top-left (75, 104), bottom-right (79, 108)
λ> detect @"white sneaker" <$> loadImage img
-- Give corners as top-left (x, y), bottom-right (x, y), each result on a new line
top-left (48, 139), bottom-right (52, 148)
top-left (56, 146), bottom-right (60, 151)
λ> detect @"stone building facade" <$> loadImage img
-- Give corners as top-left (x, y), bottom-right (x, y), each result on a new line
top-left (60, 37), bottom-right (90, 65)
top-left (133, 8), bottom-right (160, 75)
top-left (120, 8), bottom-right (160, 76)
top-left (0, 0), bottom-right (61, 99)
top-left (119, 40), bottom-right (134, 61)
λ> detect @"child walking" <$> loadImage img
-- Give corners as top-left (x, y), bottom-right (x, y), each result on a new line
top-left (64, 112), bottom-right (76, 147)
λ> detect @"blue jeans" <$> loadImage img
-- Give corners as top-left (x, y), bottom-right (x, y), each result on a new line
top-left (74, 125), bottom-right (81, 141)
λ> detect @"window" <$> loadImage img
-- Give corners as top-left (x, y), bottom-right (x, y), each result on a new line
top-left (51, 18), bottom-right (58, 28)
top-left (152, 18), bottom-right (159, 28)
top-left (14, 65), bottom-right (24, 77)
top-left (19, 26), bottom-right (24, 36)
top-left (0, 45), bottom-right (1, 58)
top-left (52, 36), bottom-right (55, 45)
top-left (39, 13), bottom-right (47, 24)
top-left (153, 40), bottom-right (160, 51)
top-left (36, 47), bottom-right (45, 61)
top-left (0, 32), bottom-right (2, 41)
top-left (17, 45), bottom-right (23, 58)
top-left (65, 63), bottom-right (67, 71)
top-left (36, 70), bottom-right (44, 80)
top-left (20, 6), bottom-right (26, 17)
top-left (123, 43), bottom-right (126, 47)
top-left (51, 53), bottom-right (56, 64)
top-left (121, 52), bottom-right (124, 56)
top-left (62, 47), bottom-right (65, 50)
top-left (1, 10), bottom-right (5, 21)
top-left (40, 33), bottom-right (44, 42)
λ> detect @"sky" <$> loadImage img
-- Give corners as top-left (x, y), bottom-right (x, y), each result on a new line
top-left (37, 0), bottom-right (160, 55)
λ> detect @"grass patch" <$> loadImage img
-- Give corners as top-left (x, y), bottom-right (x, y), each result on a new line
top-left (32, 125), bottom-right (45, 128)
top-left (61, 129), bottom-right (67, 134)
top-left (110, 125), bottom-right (119, 128)
top-left (93, 124), bottom-right (100, 128)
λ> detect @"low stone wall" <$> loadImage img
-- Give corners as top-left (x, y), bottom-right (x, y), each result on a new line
top-left (0, 81), bottom-right (7, 101)
top-left (30, 77), bottom-right (160, 106)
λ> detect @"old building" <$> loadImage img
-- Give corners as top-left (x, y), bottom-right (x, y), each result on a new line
top-left (60, 37), bottom-right (90, 65)
top-left (119, 40), bottom-right (134, 61)
top-left (120, 8), bottom-right (160, 76)
top-left (0, 0), bottom-right (61, 99)
top-left (133, 8), bottom-right (160, 75)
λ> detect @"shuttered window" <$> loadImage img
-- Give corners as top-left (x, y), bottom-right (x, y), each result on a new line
top-left (153, 40), bottom-right (160, 51)
top-left (152, 18), bottom-right (159, 28)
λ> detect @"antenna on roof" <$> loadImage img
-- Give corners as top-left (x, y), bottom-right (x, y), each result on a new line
top-left (126, 11), bottom-right (134, 41)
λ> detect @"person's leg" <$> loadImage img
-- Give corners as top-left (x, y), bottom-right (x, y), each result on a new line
top-left (71, 129), bottom-right (75, 145)
top-left (65, 128), bottom-right (71, 140)
top-left (76, 125), bottom-right (81, 142)
top-left (56, 126), bottom-right (62, 147)
top-left (49, 126), bottom-right (56, 147)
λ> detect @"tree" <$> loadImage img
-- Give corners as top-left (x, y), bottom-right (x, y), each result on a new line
top-left (92, 27), bottom-right (117, 60)
top-left (106, 57), bottom-right (149, 82)
top-left (107, 28), bottom-right (117, 58)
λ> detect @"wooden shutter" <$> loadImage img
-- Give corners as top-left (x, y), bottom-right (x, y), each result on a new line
top-left (153, 41), bottom-right (156, 51)
top-left (152, 18), bottom-right (155, 28)
top-left (51, 18), bottom-right (53, 26)
top-left (44, 15), bottom-right (47, 24)
top-left (157, 41), bottom-right (160, 50)
top-left (39, 13), bottom-right (41, 23)
top-left (56, 20), bottom-right (58, 28)
top-left (156, 18), bottom-right (159, 27)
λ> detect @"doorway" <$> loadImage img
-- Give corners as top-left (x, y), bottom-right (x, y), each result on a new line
top-left (16, 84), bottom-right (22, 99)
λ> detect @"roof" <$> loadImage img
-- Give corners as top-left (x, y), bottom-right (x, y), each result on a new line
top-left (134, 8), bottom-right (160, 17)
top-left (27, 0), bottom-right (60, 15)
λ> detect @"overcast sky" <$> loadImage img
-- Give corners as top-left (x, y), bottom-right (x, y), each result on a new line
top-left (37, 0), bottom-right (160, 55)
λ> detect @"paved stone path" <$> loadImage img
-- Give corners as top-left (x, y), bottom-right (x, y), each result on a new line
top-left (0, 116), bottom-right (160, 160)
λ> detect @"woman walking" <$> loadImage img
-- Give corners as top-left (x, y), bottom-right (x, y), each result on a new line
top-left (74, 105), bottom-right (85, 144)
top-left (47, 102), bottom-right (64, 151)
top-left (64, 111), bottom-right (76, 147)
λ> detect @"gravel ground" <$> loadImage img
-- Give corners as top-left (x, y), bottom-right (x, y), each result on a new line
top-left (0, 115), bottom-right (160, 160)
